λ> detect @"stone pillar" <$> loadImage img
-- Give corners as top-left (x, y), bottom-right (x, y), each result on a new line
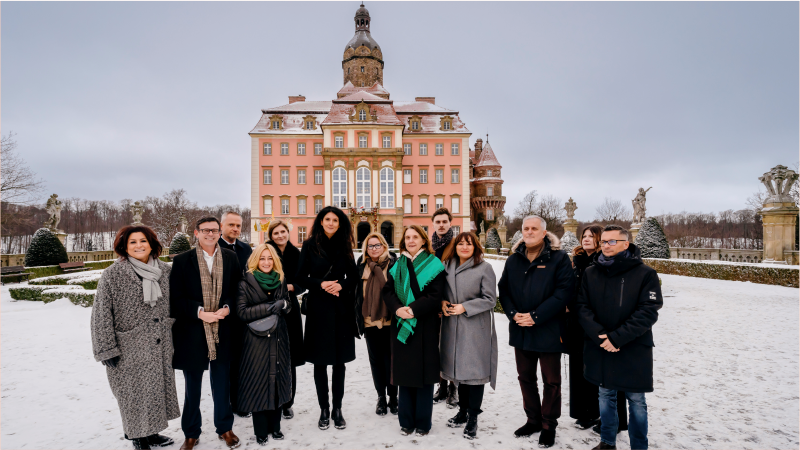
top-left (757, 165), bottom-right (799, 264)
top-left (563, 219), bottom-right (578, 236)
top-left (56, 231), bottom-right (68, 248)
top-left (479, 231), bottom-right (486, 247)
top-left (498, 225), bottom-right (507, 246)
top-left (629, 224), bottom-right (640, 243)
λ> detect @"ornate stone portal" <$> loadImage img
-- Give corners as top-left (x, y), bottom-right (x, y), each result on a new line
top-left (563, 197), bottom-right (579, 235)
top-left (758, 165), bottom-right (798, 264)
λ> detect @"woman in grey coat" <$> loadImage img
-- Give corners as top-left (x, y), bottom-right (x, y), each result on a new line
top-left (90, 226), bottom-right (180, 450)
top-left (439, 232), bottom-right (498, 440)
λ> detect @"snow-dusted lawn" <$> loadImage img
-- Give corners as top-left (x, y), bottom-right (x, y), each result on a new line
top-left (1, 270), bottom-right (797, 449)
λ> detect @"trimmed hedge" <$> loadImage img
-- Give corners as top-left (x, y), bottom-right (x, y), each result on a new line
top-left (41, 289), bottom-right (96, 307)
top-left (24, 228), bottom-right (68, 267)
top-left (643, 258), bottom-right (799, 288)
top-left (9, 285), bottom-right (83, 301)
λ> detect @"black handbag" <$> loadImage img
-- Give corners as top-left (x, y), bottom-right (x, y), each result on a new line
top-left (247, 314), bottom-right (279, 337)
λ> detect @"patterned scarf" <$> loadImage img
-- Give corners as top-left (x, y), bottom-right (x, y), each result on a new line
top-left (362, 250), bottom-right (391, 327)
top-left (389, 250), bottom-right (445, 344)
top-left (431, 228), bottom-right (454, 252)
top-left (196, 245), bottom-right (223, 361)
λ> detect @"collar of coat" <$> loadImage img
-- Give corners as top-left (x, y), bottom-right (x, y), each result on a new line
top-left (444, 257), bottom-right (481, 301)
top-left (511, 232), bottom-right (561, 265)
top-left (591, 242), bottom-right (644, 276)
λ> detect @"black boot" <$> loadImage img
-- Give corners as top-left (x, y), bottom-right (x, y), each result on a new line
top-left (131, 438), bottom-right (151, 450)
top-left (464, 412), bottom-right (478, 440)
top-left (575, 418), bottom-right (600, 430)
top-left (514, 422), bottom-right (542, 438)
top-left (145, 434), bottom-right (174, 448)
top-left (256, 435), bottom-right (269, 445)
top-left (318, 408), bottom-right (330, 430)
top-left (376, 396), bottom-right (388, 416)
top-left (271, 430), bottom-right (284, 440)
top-left (538, 427), bottom-right (556, 448)
top-left (332, 408), bottom-right (347, 429)
top-left (433, 381), bottom-right (448, 404)
top-left (282, 406), bottom-right (294, 420)
top-left (446, 382), bottom-right (459, 409)
top-left (592, 442), bottom-right (616, 449)
top-left (447, 408), bottom-right (469, 428)
top-left (388, 396), bottom-right (399, 415)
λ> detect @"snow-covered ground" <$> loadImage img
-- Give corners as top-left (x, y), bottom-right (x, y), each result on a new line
top-left (1, 268), bottom-right (797, 449)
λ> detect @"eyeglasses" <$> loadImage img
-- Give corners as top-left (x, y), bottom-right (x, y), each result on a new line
top-left (600, 239), bottom-right (627, 246)
top-left (198, 228), bottom-right (221, 235)
top-left (367, 244), bottom-right (384, 250)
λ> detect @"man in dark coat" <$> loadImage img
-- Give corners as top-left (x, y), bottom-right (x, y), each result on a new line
top-left (577, 225), bottom-right (662, 450)
top-left (218, 211), bottom-right (253, 419)
top-left (498, 215), bottom-right (574, 448)
top-left (429, 207), bottom-right (458, 408)
top-left (171, 217), bottom-right (242, 450)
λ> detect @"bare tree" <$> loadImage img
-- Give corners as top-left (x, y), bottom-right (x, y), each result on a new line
top-left (1, 132), bottom-right (45, 206)
top-left (594, 197), bottom-right (631, 222)
top-left (513, 190), bottom-right (538, 218)
top-left (534, 194), bottom-right (565, 233)
top-left (745, 189), bottom-right (769, 213)
top-left (144, 189), bottom-right (199, 247)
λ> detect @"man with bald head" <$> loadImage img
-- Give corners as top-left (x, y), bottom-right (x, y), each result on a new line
top-left (498, 215), bottom-right (574, 448)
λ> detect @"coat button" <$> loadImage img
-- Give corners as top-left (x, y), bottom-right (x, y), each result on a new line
top-left (156, 339), bottom-right (161, 344)
top-left (153, 318), bottom-right (159, 323)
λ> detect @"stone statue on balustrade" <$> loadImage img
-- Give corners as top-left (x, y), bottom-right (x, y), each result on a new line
top-left (44, 194), bottom-right (63, 231)
top-left (497, 215), bottom-right (506, 228)
top-left (178, 215), bottom-right (188, 234)
top-left (759, 165), bottom-right (798, 204)
top-left (564, 197), bottom-right (578, 220)
top-left (131, 201), bottom-right (145, 226)
top-left (632, 187), bottom-right (652, 224)
top-left (479, 220), bottom-right (485, 235)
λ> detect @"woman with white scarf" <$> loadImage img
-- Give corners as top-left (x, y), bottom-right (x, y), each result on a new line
top-left (91, 226), bottom-right (180, 450)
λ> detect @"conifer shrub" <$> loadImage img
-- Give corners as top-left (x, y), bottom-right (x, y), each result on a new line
top-left (169, 233), bottom-right (192, 255)
top-left (635, 218), bottom-right (670, 259)
top-left (24, 228), bottom-right (68, 267)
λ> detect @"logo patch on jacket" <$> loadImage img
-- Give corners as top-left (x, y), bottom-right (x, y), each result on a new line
top-left (537, 265), bottom-right (546, 269)
top-left (649, 291), bottom-right (657, 300)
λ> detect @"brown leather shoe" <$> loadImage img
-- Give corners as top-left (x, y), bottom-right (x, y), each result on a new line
top-left (218, 430), bottom-right (241, 449)
top-left (179, 438), bottom-right (199, 450)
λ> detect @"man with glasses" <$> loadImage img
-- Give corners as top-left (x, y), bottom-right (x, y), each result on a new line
top-left (576, 225), bottom-right (663, 450)
top-left (170, 217), bottom-right (243, 450)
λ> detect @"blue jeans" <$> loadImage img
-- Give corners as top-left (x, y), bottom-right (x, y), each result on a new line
top-left (598, 388), bottom-right (648, 449)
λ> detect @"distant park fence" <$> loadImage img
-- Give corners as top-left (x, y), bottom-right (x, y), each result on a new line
top-left (1, 248), bottom-right (171, 269)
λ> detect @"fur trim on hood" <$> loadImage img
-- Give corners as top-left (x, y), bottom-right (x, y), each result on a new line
top-left (511, 231), bottom-right (561, 253)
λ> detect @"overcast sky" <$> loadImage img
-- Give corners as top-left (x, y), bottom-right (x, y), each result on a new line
top-left (3, 1), bottom-right (797, 222)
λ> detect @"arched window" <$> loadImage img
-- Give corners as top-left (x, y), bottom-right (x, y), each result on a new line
top-left (380, 167), bottom-right (394, 208)
top-left (332, 167), bottom-right (347, 208)
top-left (356, 167), bottom-right (371, 209)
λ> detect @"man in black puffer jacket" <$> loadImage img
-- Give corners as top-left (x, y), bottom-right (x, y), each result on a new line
top-left (498, 215), bottom-right (575, 448)
top-left (577, 224), bottom-right (662, 450)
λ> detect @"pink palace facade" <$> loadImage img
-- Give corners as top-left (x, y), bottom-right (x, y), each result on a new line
top-left (249, 4), bottom-right (505, 247)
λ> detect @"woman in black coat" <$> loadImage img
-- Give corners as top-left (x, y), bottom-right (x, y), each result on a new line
top-left (236, 243), bottom-right (293, 445)
top-left (266, 220), bottom-right (306, 420)
top-left (568, 225), bottom-right (627, 434)
top-left (294, 206), bottom-right (359, 431)
top-left (381, 225), bottom-right (446, 437)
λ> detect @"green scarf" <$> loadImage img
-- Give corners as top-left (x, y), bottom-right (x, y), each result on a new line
top-left (253, 269), bottom-right (281, 292)
top-left (389, 250), bottom-right (444, 344)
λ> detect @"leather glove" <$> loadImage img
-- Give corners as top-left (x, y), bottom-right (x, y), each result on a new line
top-left (102, 356), bottom-right (120, 368)
top-left (267, 300), bottom-right (286, 315)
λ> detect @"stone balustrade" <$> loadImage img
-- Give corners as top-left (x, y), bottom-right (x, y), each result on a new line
top-left (1, 248), bottom-right (171, 267)
top-left (669, 247), bottom-right (765, 264)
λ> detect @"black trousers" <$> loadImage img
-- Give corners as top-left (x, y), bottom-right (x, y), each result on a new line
top-left (252, 410), bottom-right (281, 437)
top-left (313, 363), bottom-right (346, 409)
top-left (364, 326), bottom-right (398, 399)
top-left (398, 384), bottom-right (434, 431)
top-left (229, 324), bottom-right (245, 413)
top-left (457, 384), bottom-right (485, 414)
top-left (283, 366), bottom-right (297, 409)
top-left (515, 349), bottom-right (561, 430)
top-left (568, 351), bottom-right (627, 427)
top-left (181, 359), bottom-right (234, 439)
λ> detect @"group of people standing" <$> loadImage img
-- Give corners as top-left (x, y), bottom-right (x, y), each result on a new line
top-left (90, 205), bottom-right (662, 450)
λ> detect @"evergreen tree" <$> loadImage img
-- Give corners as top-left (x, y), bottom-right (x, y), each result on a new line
top-left (24, 228), bottom-right (69, 267)
top-left (635, 217), bottom-right (670, 259)
top-left (560, 231), bottom-right (579, 254)
top-left (169, 232), bottom-right (192, 255)
top-left (486, 228), bottom-right (501, 249)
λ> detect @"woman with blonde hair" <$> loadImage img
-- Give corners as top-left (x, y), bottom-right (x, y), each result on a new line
top-left (235, 243), bottom-right (292, 445)
top-left (355, 231), bottom-right (398, 416)
top-left (381, 225), bottom-right (446, 436)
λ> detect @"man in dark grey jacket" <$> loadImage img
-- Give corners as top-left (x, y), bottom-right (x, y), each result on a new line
top-left (498, 215), bottom-right (575, 448)
top-left (577, 224), bottom-right (662, 450)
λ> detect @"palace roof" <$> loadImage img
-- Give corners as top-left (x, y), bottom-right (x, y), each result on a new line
top-left (321, 103), bottom-right (403, 126)
top-left (337, 81), bottom-right (390, 99)
top-left (474, 141), bottom-right (501, 167)
top-left (333, 91), bottom-right (392, 104)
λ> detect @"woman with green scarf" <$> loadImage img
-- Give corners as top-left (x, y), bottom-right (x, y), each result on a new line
top-left (235, 243), bottom-right (292, 445)
top-left (381, 225), bottom-right (446, 437)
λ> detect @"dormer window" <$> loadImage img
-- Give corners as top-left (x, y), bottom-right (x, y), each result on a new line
top-left (302, 115), bottom-right (317, 131)
top-left (412, 121), bottom-right (419, 130)
top-left (268, 115), bottom-right (284, 131)
top-left (439, 115), bottom-right (454, 131)
top-left (359, 109), bottom-right (366, 121)
top-left (349, 101), bottom-right (376, 122)
top-left (272, 121), bottom-right (280, 130)
top-left (443, 121), bottom-right (451, 130)
top-left (408, 115), bottom-right (422, 132)
top-left (306, 122), bottom-right (313, 130)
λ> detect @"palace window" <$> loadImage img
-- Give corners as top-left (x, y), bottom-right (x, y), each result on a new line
top-left (486, 209), bottom-right (494, 220)
top-left (419, 198), bottom-right (428, 214)
top-left (359, 109), bottom-right (367, 121)
top-left (298, 169), bottom-right (306, 184)
top-left (435, 169), bottom-right (444, 184)
top-left (298, 226), bottom-right (307, 244)
top-left (403, 169), bottom-right (411, 184)
top-left (280, 143), bottom-right (289, 155)
top-left (359, 135), bottom-right (368, 148)
top-left (451, 168), bottom-right (459, 183)
top-left (281, 170), bottom-right (289, 185)
top-left (281, 199), bottom-right (290, 215)
top-left (314, 169), bottom-right (323, 184)
top-left (334, 136), bottom-right (344, 148)
top-left (380, 167), bottom-right (394, 208)
top-left (263, 198), bottom-right (272, 215)
top-left (452, 225), bottom-right (460, 234)
top-left (332, 167), bottom-right (347, 208)
top-left (263, 143), bottom-right (271, 155)
top-left (435, 197), bottom-right (444, 210)
top-left (298, 198), bottom-right (307, 215)
top-left (314, 198), bottom-right (323, 214)
top-left (306, 121), bottom-right (314, 130)
top-left (314, 143), bottom-right (322, 155)
top-left (487, 186), bottom-right (493, 196)
top-left (435, 144), bottom-right (443, 156)
top-left (356, 167), bottom-right (371, 209)
top-left (443, 121), bottom-right (451, 130)
top-left (361, 66), bottom-right (365, 72)
top-left (404, 143), bottom-right (411, 155)
top-left (451, 197), bottom-right (460, 214)
top-left (272, 121), bottom-right (280, 130)
top-left (383, 136), bottom-right (391, 148)
top-left (419, 169), bottom-right (428, 184)
top-left (411, 121), bottom-right (419, 130)
top-left (298, 143), bottom-right (306, 155)
top-left (486, 169), bottom-right (492, 176)
top-left (263, 169), bottom-right (272, 185)
top-left (451, 143), bottom-right (459, 155)
top-left (404, 198), bottom-right (412, 214)
top-left (420, 144), bottom-right (428, 156)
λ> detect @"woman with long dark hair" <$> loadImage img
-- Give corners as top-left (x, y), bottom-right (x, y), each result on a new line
top-left (568, 224), bottom-right (627, 435)
top-left (91, 226), bottom-right (179, 450)
top-left (266, 220), bottom-right (306, 420)
top-left (381, 225), bottom-right (446, 437)
top-left (295, 206), bottom-right (359, 431)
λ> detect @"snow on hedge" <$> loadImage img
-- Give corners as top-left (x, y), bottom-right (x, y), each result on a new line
top-left (643, 258), bottom-right (799, 288)
top-left (41, 288), bottom-right (96, 307)
top-left (29, 269), bottom-right (105, 285)
top-left (560, 231), bottom-right (579, 254)
top-left (635, 217), bottom-right (671, 259)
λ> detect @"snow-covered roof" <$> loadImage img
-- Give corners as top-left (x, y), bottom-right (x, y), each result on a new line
top-left (321, 103), bottom-right (403, 126)
top-left (470, 176), bottom-right (503, 183)
top-left (475, 141), bottom-right (501, 167)
top-left (394, 101), bottom-right (457, 113)
top-left (250, 113), bottom-right (328, 134)
top-left (333, 91), bottom-right (391, 104)
top-left (337, 81), bottom-right (390, 99)
top-left (261, 101), bottom-right (332, 113)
